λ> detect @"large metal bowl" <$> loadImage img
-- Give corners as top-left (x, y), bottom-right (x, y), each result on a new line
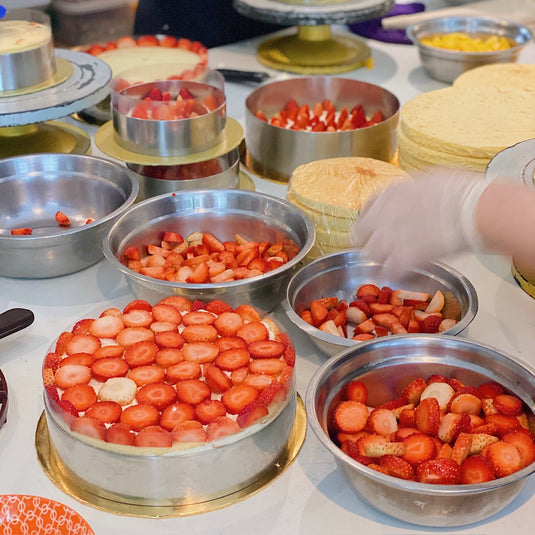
top-left (283, 250), bottom-right (477, 356)
top-left (244, 77), bottom-right (399, 182)
top-left (102, 189), bottom-right (315, 311)
top-left (0, 154), bottom-right (139, 279)
top-left (306, 334), bottom-right (535, 526)
top-left (407, 16), bottom-right (533, 83)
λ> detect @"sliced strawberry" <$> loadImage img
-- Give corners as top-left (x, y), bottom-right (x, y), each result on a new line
top-left (116, 327), bottom-right (154, 346)
top-left (206, 415), bottom-right (240, 441)
top-left (182, 341), bottom-right (219, 363)
top-left (230, 366), bottom-right (249, 385)
top-left (91, 357), bottom-right (129, 382)
top-left (420, 314), bottom-right (442, 333)
top-left (105, 422), bottom-right (135, 446)
top-left (204, 363), bottom-right (233, 393)
top-left (85, 400), bottom-right (122, 424)
top-left (89, 315), bottom-right (125, 339)
top-left (182, 324), bottom-right (218, 343)
top-left (205, 299), bottom-right (233, 315)
top-left (249, 358), bottom-right (284, 376)
top-left (65, 334), bottom-right (101, 356)
top-left (451, 432), bottom-right (473, 465)
top-left (437, 412), bottom-right (471, 443)
top-left (124, 341), bottom-right (159, 367)
top-left (416, 458), bottom-right (460, 484)
top-left (54, 364), bottom-right (92, 389)
top-left (215, 336), bottom-right (248, 354)
top-left (44, 382), bottom-right (60, 403)
top-left (59, 353), bottom-right (94, 368)
top-left (449, 393), bottom-right (482, 415)
top-left (485, 441), bottom-right (525, 477)
top-left (402, 433), bottom-right (437, 465)
top-left (136, 382), bottom-right (177, 411)
top-left (182, 311), bottom-right (215, 326)
top-left (275, 332), bottom-right (296, 367)
top-left (44, 352), bottom-right (61, 372)
top-left (398, 408), bottom-right (417, 429)
top-left (236, 400), bottom-right (269, 428)
top-left (61, 383), bottom-right (97, 412)
top-left (415, 397), bottom-right (441, 436)
top-left (475, 381), bottom-right (504, 399)
top-left (72, 319), bottom-right (94, 335)
top-left (213, 312), bottom-right (244, 336)
top-left (257, 380), bottom-right (287, 405)
top-left (97, 377), bottom-right (137, 406)
top-left (333, 400), bottom-right (369, 433)
top-left (502, 429), bottom-right (535, 466)
top-left (222, 384), bottom-right (259, 414)
top-left (341, 438), bottom-right (374, 465)
top-left (157, 296), bottom-right (193, 312)
top-left (195, 399), bottom-right (227, 424)
top-left (160, 402), bottom-right (196, 431)
top-left (55, 210), bottom-right (70, 226)
top-left (175, 379), bottom-right (211, 405)
top-left (55, 331), bottom-right (74, 355)
top-left (379, 454), bottom-right (414, 480)
top-left (248, 339), bottom-right (285, 359)
top-left (172, 420), bottom-right (208, 443)
top-left (166, 361), bottom-right (202, 382)
top-left (367, 408), bottom-right (398, 437)
top-left (459, 454), bottom-right (495, 484)
top-left (94, 345), bottom-right (125, 360)
top-left (122, 309), bottom-right (153, 328)
top-left (151, 303), bottom-right (182, 324)
top-left (155, 347), bottom-right (184, 368)
top-left (135, 425), bottom-right (173, 448)
top-left (154, 331), bottom-right (185, 349)
top-left (120, 404), bottom-right (160, 432)
top-left (11, 227), bottom-right (32, 235)
top-left (70, 416), bottom-right (106, 440)
top-left (236, 322), bottom-right (269, 344)
top-left (58, 399), bottom-right (78, 417)
top-left (485, 413), bottom-right (521, 437)
top-left (493, 394), bottom-right (524, 416)
top-left (401, 378), bottom-right (427, 405)
top-left (128, 365), bottom-right (165, 386)
top-left (234, 304), bottom-right (262, 323)
top-left (358, 434), bottom-right (407, 457)
top-left (215, 347), bottom-right (250, 371)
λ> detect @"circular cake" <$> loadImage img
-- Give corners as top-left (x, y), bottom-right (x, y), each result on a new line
top-left (42, 296), bottom-right (297, 502)
top-left (0, 20), bottom-right (52, 54)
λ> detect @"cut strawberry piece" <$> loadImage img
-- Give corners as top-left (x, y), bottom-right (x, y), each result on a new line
top-left (401, 378), bottom-right (427, 405)
top-left (398, 408), bottom-right (417, 429)
top-left (155, 348), bottom-right (184, 368)
top-left (237, 400), bottom-right (269, 428)
top-left (11, 227), bottom-right (32, 235)
top-left (206, 415), bottom-right (240, 442)
top-left (420, 314), bottom-right (442, 333)
top-left (120, 403), bottom-right (160, 432)
top-left (340, 438), bottom-right (374, 465)
top-left (55, 210), bottom-right (70, 226)
top-left (58, 399), bottom-right (78, 417)
top-left (136, 382), bottom-right (177, 411)
top-left (356, 284), bottom-right (380, 299)
top-left (449, 393), bottom-right (482, 415)
top-left (459, 454), bottom-right (495, 484)
top-left (122, 309), bottom-right (153, 328)
top-left (451, 432), bottom-right (473, 465)
top-left (135, 425), bottom-right (173, 448)
top-left (310, 300), bottom-right (329, 327)
top-left (182, 341), bottom-right (219, 363)
top-left (98, 377), bottom-right (137, 405)
top-left (493, 394), bottom-right (524, 416)
top-left (182, 311), bottom-right (216, 326)
top-left (70, 416), bottom-right (106, 441)
top-left (116, 327), bottom-right (154, 346)
top-left (106, 422), bottom-right (135, 446)
top-left (234, 304), bottom-right (262, 323)
top-left (485, 441), bottom-right (525, 477)
top-left (213, 347), bottom-right (249, 371)
top-left (275, 332), bottom-right (296, 367)
top-left (157, 296), bottom-right (193, 312)
top-left (44, 352), bottom-right (61, 373)
top-left (181, 324), bottom-right (218, 343)
top-left (243, 373), bottom-right (273, 390)
top-left (128, 365), bottom-right (165, 386)
top-left (205, 299), bottom-right (233, 315)
top-left (213, 312), bottom-right (244, 336)
top-left (123, 299), bottom-right (153, 313)
top-left (437, 412), bottom-right (471, 443)
top-left (124, 341), bottom-right (158, 368)
top-left (257, 380), bottom-right (286, 405)
top-left (367, 408), bottom-right (398, 436)
top-left (91, 357), bottom-right (129, 382)
top-left (89, 315), bottom-right (125, 339)
top-left (402, 433), bottom-right (437, 465)
top-left (248, 339), bottom-right (285, 359)
top-left (359, 434), bottom-right (407, 457)
top-left (62, 383), bottom-right (97, 412)
top-left (416, 458), bottom-right (460, 484)
top-left (85, 400), bottom-right (122, 424)
top-left (71, 318), bottom-right (93, 335)
top-left (333, 400), bottom-right (369, 434)
top-left (415, 397), bottom-right (441, 436)
top-left (160, 402), bottom-right (196, 431)
top-left (65, 334), bottom-right (101, 356)
top-left (54, 364), bottom-right (92, 389)
top-left (503, 429), bottom-right (535, 466)
top-left (222, 384), bottom-right (259, 414)
top-left (236, 322), bottom-right (269, 344)
top-left (161, 231), bottom-right (184, 243)
top-left (203, 363), bottom-right (232, 394)
top-left (485, 413), bottom-right (521, 437)
top-left (151, 303), bottom-right (182, 324)
top-left (154, 331), bottom-right (184, 349)
top-left (172, 420), bottom-right (208, 443)
top-left (379, 454), bottom-right (414, 480)
top-left (175, 379), bottom-right (211, 405)
top-left (475, 381), bottom-right (504, 399)
top-left (249, 358), bottom-right (284, 376)
top-left (195, 399), bottom-right (227, 424)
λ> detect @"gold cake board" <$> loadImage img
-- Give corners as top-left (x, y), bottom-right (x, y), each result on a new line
top-left (512, 263), bottom-right (535, 299)
top-left (36, 395), bottom-right (306, 518)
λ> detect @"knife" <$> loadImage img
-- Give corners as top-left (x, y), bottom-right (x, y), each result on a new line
top-left (0, 308), bottom-right (35, 340)
top-left (216, 69), bottom-right (270, 84)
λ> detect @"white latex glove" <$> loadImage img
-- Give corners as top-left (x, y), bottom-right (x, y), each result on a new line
top-left (351, 171), bottom-right (492, 277)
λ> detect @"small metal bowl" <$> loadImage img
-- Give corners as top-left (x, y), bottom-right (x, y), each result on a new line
top-left (407, 16), bottom-right (533, 83)
top-left (112, 79), bottom-right (226, 157)
top-left (306, 334), bottom-right (535, 526)
top-left (244, 77), bottom-right (399, 182)
top-left (0, 153), bottom-right (139, 279)
top-left (283, 250), bottom-right (477, 356)
top-left (102, 189), bottom-right (316, 311)
top-left (126, 147), bottom-right (240, 200)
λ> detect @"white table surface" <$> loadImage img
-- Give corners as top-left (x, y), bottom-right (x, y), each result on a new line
top-left (2, 2), bottom-right (535, 533)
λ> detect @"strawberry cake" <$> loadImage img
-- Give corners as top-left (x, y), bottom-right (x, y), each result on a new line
top-left (42, 297), bottom-right (297, 502)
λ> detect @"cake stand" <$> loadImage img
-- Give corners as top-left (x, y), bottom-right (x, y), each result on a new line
top-left (0, 49), bottom-right (111, 158)
top-left (233, 0), bottom-right (394, 73)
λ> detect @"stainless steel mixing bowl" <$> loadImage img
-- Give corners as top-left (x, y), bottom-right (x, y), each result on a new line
top-left (102, 189), bottom-right (315, 311)
top-left (306, 334), bottom-right (535, 526)
top-left (407, 16), bottom-right (533, 83)
top-left (0, 153), bottom-right (139, 278)
top-left (283, 249), bottom-right (477, 356)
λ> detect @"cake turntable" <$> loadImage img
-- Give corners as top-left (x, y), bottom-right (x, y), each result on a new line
top-left (233, 0), bottom-right (394, 73)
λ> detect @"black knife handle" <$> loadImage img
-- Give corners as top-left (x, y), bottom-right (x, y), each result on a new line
top-left (0, 308), bottom-right (35, 339)
top-left (216, 69), bottom-right (270, 84)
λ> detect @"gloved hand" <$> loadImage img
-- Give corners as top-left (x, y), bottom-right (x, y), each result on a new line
top-left (351, 171), bottom-right (492, 277)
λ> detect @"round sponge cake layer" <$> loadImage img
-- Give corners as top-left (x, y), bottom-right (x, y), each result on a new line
top-left (0, 20), bottom-right (51, 54)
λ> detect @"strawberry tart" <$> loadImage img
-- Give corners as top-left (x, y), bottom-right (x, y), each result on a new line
top-left (42, 296), bottom-right (297, 502)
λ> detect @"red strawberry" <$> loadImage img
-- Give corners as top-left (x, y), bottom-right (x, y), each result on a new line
top-left (236, 400), bottom-right (269, 428)
top-left (485, 414), bottom-right (521, 437)
top-left (485, 441), bottom-right (525, 477)
top-left (503, 429), bottom-right (535, 466)
top-left (65, 334), bottom-right (101, 356)
top-left (136, 382), bottom-right (177, 411)
top-left (257, 380), bottom-right (287, 405)
top-left (88, 315), bottom-right (125, 339)
top-left (356, 284), bottom-right (380, 299)
top-left (205, 299), bottom-right (233, 315)
top-left (55, 331), bottom-right (73, 354)
top-left (94, 345), bottom-right (125, 360)
top-left (459, 454), bottom-right (495, 484)
top-left (451, 432), bottom-right (473, 465)
top-left (222, 384), bottom-right (259, 414)
top-left (437, 412), bottom-right (471, 443)
top-left (195, 399), bottom-right (227, 424)
top-left (55, 210), bottom-right (70, 226)
top-left (54, 364), bottom-right (91, 389)
top-left (166, 361), bottom-right (202, 383)
top-left (206, 415), bottom-right (240, 441)
top-left (182, 324), bottom-right (218, 343)
top-left (416, 458), bottom-right (461, 484)
top-left (116, 327), bottom-right (154, 347)
top-left (62, 383), bottom-right (97, 412)
top-left (128, 364), bottom-right (165, 386)
top-left (58, 399), bottom-right (78, 417)
top-left (415, 397), bottom-right (441, 436)
top-left (276, 332), bottom-right (296, 367)
top-left (420, 314), bottom-right (442, 333)
top-left (475, 381), bottom-right (504, 399)
top-left (106, 422), bottom-right (135, 446)
top-left (120, 404), bottom-right (160, 432)
top-left (340, 438), bottom-right (374, 465)
top-left (234, 304), bottom-right (261, 323)
top-left (124, 341), bottom-right (159, 368)
top-left (175, 379), bottom-right (211, 405)
top-left (236, 322), bottom-right (269, 344)
top-left (213, 312), bottom-right (244, 337)
top-left (135, 426), bottom-right (173, 448)
top-left (71, 320), bottom-right (94, 336)
top-left (157, 296), bottom-right (193, 312)
top-left (367, 408), bottom-right (398, 437)
top-left (70, 415), bottom-right (107, 441)
top-left (155, 348), bottom-right (184, 368)
top-left (44, 383), bottom-right (60, 403)
top-left (401, 378), bottom-right (427, 404)
top-left (91, 357), bottom-right (129, 382)
top-left (44, 352), bottom-right (61, 373)
top-left (11, 227), bottom-right (32, 235)
top-left (151, 303), bottom-right (182, 324)
top-left (154, 331), bottom-right (185, 349)
top-left (248, 340), bottom-right (285, 359)
top-left (333, 400), bottom-right (369, 434)
top-left (402, 434), bottom-right (437, 465)
top-left (379, 454), bottom-right (414, 480)
top-left (160, 402), bottom-right (196, 431)
top-left (249, 358), bottom-right (284, 376)
top-left (204, 363), bottom-right (232, 393)
top-left (398, 408), bottom-right (417, 428)
top-left (182, 311), bottom-right (215, 326)
top-left (449, 393), bottom-right (482, 415)
top-left (122, 309), bottom-right (153, 328)
top-left (172, 420), bottom-right (208, 442)
top-left (493, 394), bottom-right (524, 416)
top-left (182, 341), bottom-right (219, 363)
top-left (59, 353), bottom-right (94, 368)
top-left (85, 400), bottom-right (122, 424)
top-left (215, 348), bottom-right (250, 371)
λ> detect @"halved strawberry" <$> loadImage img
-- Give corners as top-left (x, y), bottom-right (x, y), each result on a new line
top-left (70, 416), bottom-right (106, 440)
top-left (401, 378), bottom-right (427, 405)
top-left (449, 393), bottom-right (482, 415)
top-left (116, 327), bottom-right (154, 346)
top-left (475, 381), bottom-right (504, 399)
top-left (214, 312), bottom-right (244, 336)
top-left (105, 422), bottom-right (135, 446)
top-left (420, 314), bottom-right (442, 333)
top-left (11, 227), bottom-right (32, 235)
top-left (485, 413), bottom-right (521, 437)
top-left (172, 420), bottom-right (208, 443)
top-left (333, 400), bottom-right (368, 434)
top-left (175, 379), bottom-right (211, 405)
top-left (195, 399), bottom-right (227, 424)
top-left (215, 348), bottom-right (250, 371)
top-left (236, 322), bottom-right (269, 344)
top-left (155, 348), bottom-right (184, 368)
top-left (257, 380), bottom-right (287, 405)
top-left (122, 309), bottom-right (153, 328)
top-left (234, 304), bottom-right (262, 323)
top-left (54, 364), bottom-right (92, 389)
top-left (55, 210), bottom-right (70, 226)
top-left (276, 332), bottom-right (296, 367)
top-left (44, 352), bottom-right (61, 373)
top-left (160, 402), bottom-right (196, 431)
top-left (157, 296), bottom-right (193, 312)
top-left (205, 299), bottom-right (233, 315)
top-left (61, 383), bottom-right (97, 412)
top-left (459, 454), bottom-right (495, 484)
top-left (416, 458), bottom-right (460, 484)
top-left (367, 408), bottom-right (398, 437)
top-left (154, 331), bottom-right (185, 349)
top-left (340, 438), bottom-right (374, 465)
top-left (437, 412), bottom-right (471, 443)
top-left (85, 400), bottom-right (122, 424)
top-left (135, 425), bottom-right (173, 448)
top-left (358, 434), bottom-right (407, 457)
top-left (236, 400), bottom-right (269, 428)
top-left (379, 454), bottom-right (414, 480)
top-left (206, 415), bottom-right (240, 441)
top-left (89, 315), bottom-right (125, 339)
top-left (415, 397), bottom-right (441, 436)
top-left (65, 334), bottom-right (101, 356)
top-left (451, 432), bottom-right (472, 465)
top-left (60, 353), bottom-right (94, 368)
top-left (502, 429), bottom-right (535, 466)
top-left (58, 399), bottom-right (78, 417)
top-left (91, 357), bottom-right (129, 382)
top-left (166, 361), bottom-right (202, 383)
top-left (120, 403), bottom-right (160, 432)
top-left (249, 358), bottom-right (284, 376)
top-left (136, 382), bottom-right (177, 411)
top-left (402, 433), bottom-right (437, 465)
top-left (182, 341), bottom-right (219, 363)
top-left (222, 384), bottom-right (259, 414)
top-left (493, 394), bottom-right (524, 416)
top-left (182, 324), bottom-right (218, 343)
top-left (485, 441), bottom-right (525, 477)
top-left (72, 319), bottom-right (93, 335)
top-left (124, 341), bottom-right (158, 368)
top-left (356, 284), bottom-right (380, 299)
top-left (248, 339), bottom-right (285, 359)
top-left (128, 364), bottom-right (165, 386)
